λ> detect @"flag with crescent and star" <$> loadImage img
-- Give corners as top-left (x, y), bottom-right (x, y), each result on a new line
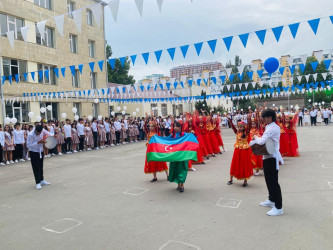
top-left (147, 133), bottom-right (199, 162)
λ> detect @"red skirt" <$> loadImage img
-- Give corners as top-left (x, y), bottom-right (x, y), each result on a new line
top-left (209, 130), bottom-right (221, 154)
top-left (279, 133), bottom-right (289, 157)
top-left (214, 129), bottom-right (224, 146)
top-left (196, 133), bottom-right (208, 157)
top-left (251, 154), bottom-right (263, 170)
top-left (202, 133), bottom-right (213, 155)
top-left (230, 148), bottom-right (253, 180)
top-left (144, 157), bottom-right (168, 174)
top-left (286, 133), bottom-right (299, 157)
top-left (192, 146), bottom-right (204, 164)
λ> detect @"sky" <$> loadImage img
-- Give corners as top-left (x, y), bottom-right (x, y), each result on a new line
top-left (104, 0), bottom-right (333, 81)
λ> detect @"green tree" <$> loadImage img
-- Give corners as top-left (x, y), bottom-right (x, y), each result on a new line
top-left (195, 91), bottom-right (211, 113)
top-left (106, 44), bottom-right (135, 85)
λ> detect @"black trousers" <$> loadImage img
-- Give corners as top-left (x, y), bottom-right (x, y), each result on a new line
top-left (30, 151), bottom-right (44, 184)
top-left (310, 116), bottom-right (317, 126)
top-left (79, 135), bottom-right (85, 151)
top-left (324, 118), bottom-right (329, 125)
top-left (115, 131), bottom-right (120, 144)
top-left (14, 144), bottom-right (23, 160)
top-left (93, 132), bottom-right (98, 148)
top-left (298, 117), bottom-right (303, 126)
top-left (165, 128), bottom-right (170, 137)
top-left (263, 158), bottom-right (282, 209)
top-left (65, 137), bottom-right (72, 152)
top-left (106, 132), bottom-right (110, 145)
top-left (0, 145), bottom-right (3, 163)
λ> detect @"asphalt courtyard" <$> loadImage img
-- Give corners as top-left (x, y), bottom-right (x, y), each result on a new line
top-left (0, 126), bottom-right (332, 250)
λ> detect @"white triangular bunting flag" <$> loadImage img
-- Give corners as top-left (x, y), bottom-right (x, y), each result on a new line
top-left (226, 85), bottom-right (231, 91)
top-left (54, 15), bottom-right (64, 36)
top-left (6, 31), bottom-right (15, 49)
top-left (226, 68), bottom-right (233, 76)
top-left (181, 75), bottom-right (187, 84)
top-left (282, 78), bottom-right (286, 85)
top-left (170, 78), bottom-right (176, 85)
top-left (156, 0), bottom-right (163, 12)
top-left (72, 9), bottom-right (83, 33)
top-left (305, 75), bottom-right (310, 82)
top-left (313, 73), bottom-right (318, 81)
top-left (232, 84), bottom-right (237, 89)
top-left (244, 82), bottom-right (249, 89)
top-left (203, 72), bottom-right (209, 81)
top-left (213, 70), bottom-right (220, 79)
top-left (108, 0), bottom-right (120, 22)
top-left (134, 0), bottom-right (144, 17)
top-left (20, 26), bottom-right (30, 42)
top-left (110, 87), bottom-right (115, 94)
top-left (90, 3), bottom-right (102, 27)
top-left (36, 20), bottom-right (46, 41)
top-left (297, 76), bottom-right (302, 82)
top-left (289, 77), bottom-right (293, 84)
top-left (193, 74), bottom-right (199, 83)
top-left (237, 65), bottom-right (245, 74)
top-left (321, 73), bottom-right (327, 80)
top-left (286, 56), bottom-right (293, 66)
top-left (314, 51), bottom-right (323, 62)
top-left (251, 63), bottom-right (258, 72)
top-left (251, 82), bottom-right (256, 88)
top-left (299, 54), bottom-right (308, 65)
top-left (126, 85), bottom-right (131, 93)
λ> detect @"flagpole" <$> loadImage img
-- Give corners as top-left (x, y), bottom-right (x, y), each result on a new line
top-left (0, 50), bottom-right (6, 127)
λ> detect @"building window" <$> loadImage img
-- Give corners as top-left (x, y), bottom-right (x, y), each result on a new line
top-left (72, 69), bottom-right (80, 87)
top-left (0, 14), bottom-right (24, 40)
top-left (3, 58), bottom-right (27, 82)
top-left (67, 1), bottom-right (75, 18)
top-left (40, 102), bottom-right (58, 120)
top-left (178, 104), bottom-right (183, 114)
top-left (37, 64), bottom-right (56, 85)
top-left (92, 103), bottom-right (99, 117)
top-left (34, 0), bottom-right (52, 10)
top-left (90, 72), bottom-right (97, 89)
top-left (5, 102), bottom-right (29, 122)
top-left (88, 40), bottom-right (95, 58)
top-left (151, 104), bottom-right (158, 117)
top-left (86, 9), bottom-right (93, 26)
top-left (36, 26), bottom-right (54, 48)
top-left (161, 104), bottom-right (167, 116)
top-left (69, 34), bottom-right (77, 53)
top-left (73, 103), bottom-right (81, 117)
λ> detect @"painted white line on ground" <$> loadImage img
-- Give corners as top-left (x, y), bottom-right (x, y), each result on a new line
top-left (123, 187), bottom-right (149, 196)
top-left (216, 198), bottom-right (242, 208)
top-left (42, 218), bottom-right (83, 234)
top-left (158, 240), bottom-right (201, 250)
top-left (63, 182), bottom-right (87, 188)
top-left (0, 205), bottom-right (12, 211)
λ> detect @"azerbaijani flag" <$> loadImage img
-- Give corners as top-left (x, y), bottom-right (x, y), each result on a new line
top-left (147, 133), bottom-right (199, 162)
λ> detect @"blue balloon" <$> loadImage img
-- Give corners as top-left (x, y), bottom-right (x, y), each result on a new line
top-left (264, 57), bottom-right (279, 74)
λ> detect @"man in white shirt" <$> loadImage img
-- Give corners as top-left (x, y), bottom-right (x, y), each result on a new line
top-left (27, 125), bottom-right (54, 190)
top-left (77, 118), bottom-right (85, 151)
top-left (249, 109), bottom-right (284, 216)
top-left (63, 119), bottom-right (72, 153)
top-left (104, 118), bottom-right (111, 146)
top-left (322, 107), bottom-right (329, 125)
top-left (114, 117), bottom-right (121, 145)
top-left (47, 120), bottom-right (56, 155)
top-left (310, 108), bottom-right (317, 126)
top-left (92, 118), bottom-right (99, 149)
top-left (165, 117), bottom-right (171, 136)
top-left (298, 110), bottom-right (303, 126)
top-left (13, 123), bottom-right (25, 162)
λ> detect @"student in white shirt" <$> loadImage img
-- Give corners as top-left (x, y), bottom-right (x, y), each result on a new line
top-left (104, 118), bottom-right (111, 146)
top-left (63, 119), bottom-right (72, 153)
top-left (77, 118), bottom-right (85, 151)
top-left (13, 122), bottom-right (25, 162)
top-left (0, 125), bottom-right (5, 165)
top-left (27, 124), bottom-right (54, 190)
top-left (322, 107), bottom-right (329, 125)
top-left (249, 109), bottom-right (284, 216)
top-left (114, 118), bottom-right (122, 145)
top-left (310, 108), bottom-right (317, 126)
top-left (92, 118), bottom-right (99, 149)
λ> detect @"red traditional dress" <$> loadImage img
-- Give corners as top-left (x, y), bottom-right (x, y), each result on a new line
top-left (185, 121), bottom-right (204, 164)
top-left (207, 120), bottom-right (221, 154)
top-left (277, 117), bottom-right (288, 157)
top-left (213, 118), bottom-right (224, 147)
top-left (195, 119), bottom-right (209, 157)
top-left (144, 131), bottom-right (168, 174)
top-left (259, 122), bottom-right (266, 136)
top-left (229, 121), bottom-right (253, 180)
top-left (250, 127), bottom-right (263, 170)
top-left (284, 114), bottom-right (299, 157)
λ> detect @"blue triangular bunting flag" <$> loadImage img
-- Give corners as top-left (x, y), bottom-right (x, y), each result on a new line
top-left (330, 16), bottom-right (333, 24)
top-left (38, 70), bottom-right (43, 80)
top-left (167, 48), bottom-right (176, 60)
top-left (288, 22), bottom-right (300, 39)
top-left (272, 26), bottom-right (283, 42)
top-left (229, 74), bottom-right (235, 82)
top-left (173, 82), bottom-right (178, 89)
top-left (323, 59), bottom-right (331, 70)
top-left (289, 65), bottom-right (295, 75)
top-left (279, 67), bottom-right (285, 75)
top-left (78, 64), bottom-right (84, 74)
top-left (53, 68), bottom-right (59, 78)
top-left (23, 73), bottom-right (28, 81)
top-left (180, 45), bottom-right (189, 58)
top-left (154, 50), bottom-right (162, 63)
top-left (308, 18), bottom-right (320, 35)
top-left (98, 60), bottom-right (104, 71)
top-left (247, 71), bottom-right (253, 80)
top-left (108, 59), bottom-right (115, 69)
top-left (255, 29), bottom-right (266, 45)
top-left (194, 42), bottom-right (203, 56)
top-left (119, 57), bottom-right (126, 67)
top-left (89, 62), bottom-right (95, 72)
top-left (223, 36), bottom-right (233, 51)
top-left (15, 74), bottom-right (19, 83)
top-left (44, 70), bottom-right (49, 80)
top-left (299, 64), bottom-right (305, 74)
top-left (310, 61), bottom-right (319, 71)
top-left (166, 82), bottom-right (170, 90)
top-left (61, 67), bottom-right (66, 77)
top-left (196, 79), bottom-right (201, 86)
top-left (257, 70), bottom-right (263, 78)
top-left (211, 77), bottom-right (216, 84)
top-left (8, 75), bottom-right (12, 84)
top-left (238, 73), bottom-right (243, 82)
top-left (130, 55), bottom-right (137, 66)
top-left (239, 33), bottom-right (249, 48)
top-left (219, 75), bottom-right (226, 84)
top-left (1, 76), bottom-right (5, 85)
top-left (142, 52), bottom-right (149, 64)
top-left (31, 72), bottom-right (35, 81)
top-left (207, 39), bottom-right (217, 54)
top-left (188, 79), bottom-right (193, 87)
top-left (69, 65), bottom-right (76, 76)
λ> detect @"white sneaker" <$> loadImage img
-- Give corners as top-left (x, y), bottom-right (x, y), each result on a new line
top-left (111, 144), bottom-right (115, 146)
top-left (79, 150), bottom-right (82, 152)
top-left (122, 142), bottom-right (126, 145)
top-left (73, 150), bottom-right (78, 153)
top-left (10, 160), bottom-right (14, 164)
top-left (19, 159), bottom-right (25, 162)
top-left (15, 159), bottom-right (19, 163)
top-left (27, 158), bottom-right (31, 161)
top-left (6, 161), bottom-right (10, 165)
top-left (96, 147), bottom-right (99, 150)
top-left (36, 184), bottom-right (42, 190)
top-left (0, 162), bottom-right (5, 166)
top-left (267, 207), bottom-right (284, 216)
top-left (254, 172), bottom-right (260, 176)
top-left (40, 180), bottom-right (50, 186)
top-left (48, 154), bottom-right (51, 157)
top-left (51, 153), bottom-right (55, 156)
top-left (87, 148), bottom-right (92, 151)
top-left (260, 200), bottom-right (275, 208)
top-left (188, 168), bottom-right (196, 171)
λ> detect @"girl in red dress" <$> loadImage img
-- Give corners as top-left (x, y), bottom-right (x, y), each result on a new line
top-left (213, 116), bottom-right (226, 152)
top-left (185, 117), bottom-right (205, 165)
top-left (227, 116), bottom-right (253, 187)
top-left (276, 114), bottom-right (288, 157)
top-left (206, 116), bottom-right (221, 155)
top-left (284, 113), bottom-right (299, 157)
top-left (144, 120), bottom-right (169, 182)
top-left (249, 118), bottom-right (263, 176)
top-left (195, 115), bottom-right (210, 159)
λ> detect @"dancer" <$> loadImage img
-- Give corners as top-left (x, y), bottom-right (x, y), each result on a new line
top-left (144, 120), bottom-right (168, 182)
top-left (276, 114), bottom-right (288, 157)
top-left (249, 118), bottom-right (263, 176)
top-left (227, 115), bottom-right (253, 187)
top-left (249, 109), bottom-right (284, 216)
top-left (284, 113), bottom-right (299, 157)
